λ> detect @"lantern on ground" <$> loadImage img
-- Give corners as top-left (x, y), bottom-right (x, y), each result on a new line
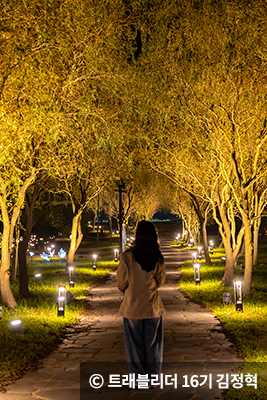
top-left (92, 254), bottom-right (97, 270)
top-left (193, 263), bottom-right (201, 284)
top-left (9, 319), bottom-right (23, 333)
top-left (68, 266), bottom-right (75, 288)
top-left (234, 281), bottom-right (243, 311)
top-left (198, 246), bottom-right (202, 260)
top-left (35, 273), bottom-right (42, 280)
top-left (58, 286), bottom-right (66, 316)
top-left (114, 249), bottom-right (119, 262)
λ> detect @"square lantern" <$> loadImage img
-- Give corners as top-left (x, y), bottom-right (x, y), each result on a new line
top-left (68, 266), bottom-right (75, 288)
top-left (234, 281), bottom-right (243, 311)
top-left (114, 249), bottom-right (119, 262)
top-left (58, 285), bottom-right (66, 316)
top-left (193, 263), bottom-right (201, 285)
top-left (92, 254), bottom-right (97, 270)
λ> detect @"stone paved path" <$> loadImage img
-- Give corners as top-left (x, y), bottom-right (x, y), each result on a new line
top-left (0, 224), bottom-right (242, 400)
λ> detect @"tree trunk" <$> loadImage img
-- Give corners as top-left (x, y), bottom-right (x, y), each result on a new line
top-left (0, 227), bottom-right (16, 308)
top-left (253, 217), bottom-right (261, 267)
top-left (109, 216), bottom-right (113, 243)
top-left (202, 212), bottom-right (211, 265)
top-left (243, 216), bottom-right (253, 295)
top-left (66, 213), bottom-right (83, 267)
top-left (221, 244), bottom-right (236, 286)
top-left (18, 236), bottom-right (32, 297)
top-left (10, 223), bottom-right (20, 282)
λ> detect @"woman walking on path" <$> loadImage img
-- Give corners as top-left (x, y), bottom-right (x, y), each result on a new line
top-left (117, 220), bottom-right (166, 377)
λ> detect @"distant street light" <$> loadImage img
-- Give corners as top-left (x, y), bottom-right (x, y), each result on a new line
top-left (92, 254), bottom-right (97, 270)
top-left (193, 263), bottom-right (201, 284)
top-left (192, 252), bottom-right (197, 263)
top-left (58, 286), bottom-right (66, 316)
top-left (114, 249), bottom-right (119, 262)
top-left (234, 281), bottom-right (243, 311)
top-left (68, 266), bottom-right (75, 288)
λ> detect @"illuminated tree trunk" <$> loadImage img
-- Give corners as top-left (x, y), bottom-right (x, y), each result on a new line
top-left (66, 212), bottom-right (83, 267)
top-left (242, 215), bottom-right (253, 295)
top-left (213, 192), bottom-right (244, 287)
top-left (253, 216), bottom-right (261, 267)
top-left (0, 225), bottom-right (17, 308)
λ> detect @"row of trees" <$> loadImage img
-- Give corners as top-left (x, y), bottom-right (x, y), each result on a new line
top-left (137, 0), bottom-right (267, 294)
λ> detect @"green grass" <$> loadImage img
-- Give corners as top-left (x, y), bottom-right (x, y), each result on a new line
top-left (179, 245), bottom-right (267, 399)
top-left (0, 256), bottom-right (115, 388)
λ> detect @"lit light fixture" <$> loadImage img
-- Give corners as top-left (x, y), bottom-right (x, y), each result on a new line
top-left (58, 286), bottom-right (66, 316)
top-left (10, 319), bottom-right (23, 333)
top-left (198, 246), bottom-right (202, 260)
top-left (209, 240), bottom-right (214, 254)
top-left (193, 263), bottom-right (201, 284)
top-left (192, 252), bottom-right (197, 263)
top-left (114, 249), bottom-right (119, 262)
top-left (234, 281), bottom-right (243, 311)
top-left (92, 254), bottom-right (97, 270)
top-left (221, 256), bottom-right (226, 265)
top-left (35, 273), bottom-right (42, 279)
top-left (223, 292), bottom-right (232, 304)
top-left (176, 234), bottom-right (180, 245)
top-left (68, 266), bottom-right (75, 288)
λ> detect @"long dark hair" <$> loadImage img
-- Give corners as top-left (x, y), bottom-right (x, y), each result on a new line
top-left (132, 220), bottom-right (164, 272)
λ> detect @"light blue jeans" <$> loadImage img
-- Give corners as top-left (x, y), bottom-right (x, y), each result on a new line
top-left (123, 316), bottom-right (163, 376)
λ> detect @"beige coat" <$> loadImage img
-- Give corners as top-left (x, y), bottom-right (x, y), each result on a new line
top-left (116, 249), bottom-right (166, 319)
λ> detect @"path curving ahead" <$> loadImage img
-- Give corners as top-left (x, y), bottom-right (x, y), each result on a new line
top-left (1, 223), bottom-right (242, 400)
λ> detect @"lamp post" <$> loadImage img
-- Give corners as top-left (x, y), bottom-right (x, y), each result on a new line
top-left (58, 286), bottom-right (66, 316)
top-left (92, 254), bottom-right (97, 270)
top-left (198, 246), bottom-right (202, 260)
top-left (176, 234), bottom-right (180, 245)
top-left (68, 266), bottom-right (75, 288)
top-left (114, 249), bottom-right (119, 262)
top-left (234, 281), bottom-right (243, 311)
top-left (193, 263), bottom-right (201, 284)
top-left (209, 240), bottom-right (214, 254)
top-left (192, 252), bottom-right (197, 263)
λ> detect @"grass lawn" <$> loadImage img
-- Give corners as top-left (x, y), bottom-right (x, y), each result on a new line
top-left (0, 238), bottom-right (119, 390)
top-left (179, 246), bottom-right (267, 399)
